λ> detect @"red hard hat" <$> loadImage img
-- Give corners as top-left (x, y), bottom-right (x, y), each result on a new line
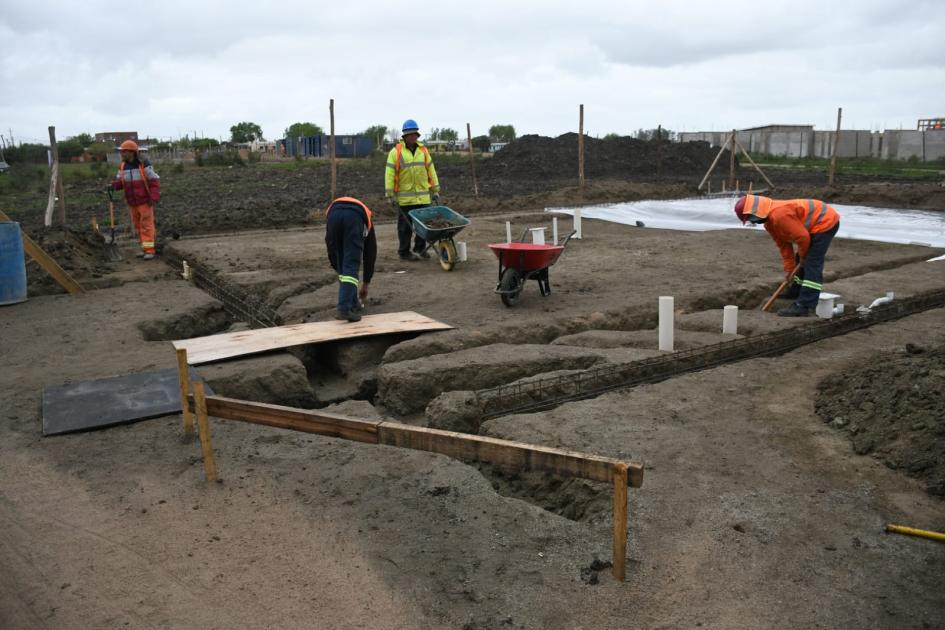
top-left (734, 196), bottom-right (747, 223)
top-left (119, 139), bottom-right (139, 151)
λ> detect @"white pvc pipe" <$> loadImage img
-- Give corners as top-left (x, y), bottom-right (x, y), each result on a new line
top-left (505, 221), bottom-right (512, 243)
top-left (456, 241), bottom-right (467, 262)
top-left (573, 209), bottom-right (582, 239)
top-left (658, 296), bottom-right (674, 352)
top-left (868, 291), bottom-right (895, 309)
top-left (553, 217), bottom-right (559, 245)
top-left (722, 305), bottom-right (738, 334)
top-left (530, 227), bottom-right (546, 245)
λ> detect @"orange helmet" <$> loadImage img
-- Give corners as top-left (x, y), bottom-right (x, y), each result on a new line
top-left (119, 139), bottom-right (139, 152)
top-left (734, 196), bottom-right (748, 223)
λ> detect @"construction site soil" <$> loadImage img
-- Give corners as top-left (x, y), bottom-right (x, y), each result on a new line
top-left (2, 142), bottom-right (945, 628)
top-left (816, 342), bottom-right (945, 497)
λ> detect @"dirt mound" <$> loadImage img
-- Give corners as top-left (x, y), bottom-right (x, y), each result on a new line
top-left (24, 226), bottom-right (114, 295)
top-left (815, 343), bottom-right (945, 496)
top-left (481, 133), bottom-right (735, 180)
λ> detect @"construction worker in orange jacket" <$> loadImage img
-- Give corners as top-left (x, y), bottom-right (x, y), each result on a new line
top-left (735, 194), bottom-right (841, 317)
top-left (110, 140), bottom-right (161, 259)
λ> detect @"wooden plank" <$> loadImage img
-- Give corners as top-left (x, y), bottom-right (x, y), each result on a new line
top-left (172, 311), bottom-right (452, 365)
top-left (204, 396), bottom-right (381, 444)
top-left (0, 209), bottom-right (84, 294)
top-left (176, 348), bottom-right (194, 434)
top-left (193, 381), bottom-right (218, 481)
top-left (733, 138), bottom-right (775, 189)
top-left (612, 463), bottom-right (629, 581)
top-left (697, 136), bottom-right (730, 191)
top-left (377, 421), bottom-right (644, 487)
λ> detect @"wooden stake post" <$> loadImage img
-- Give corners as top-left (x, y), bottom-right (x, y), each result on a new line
top-left (329, 98), bottom-right (337, 201)
top-left (193, 394), bottom-right (645, 580)
top-left (578, 104), bottom-right (585, 189)
top-left (466, 123), bottom-right (479, 197)
top-left (193, 381), bottom-right (217, 481)
top-left (176, 348), bottom-right (194, 434)
top-left (45, 126), bottom-right (66, 227)
top-left (728, 129), bottom-right (737, 190)
top-left (828, 107), bottom-right (842, 186)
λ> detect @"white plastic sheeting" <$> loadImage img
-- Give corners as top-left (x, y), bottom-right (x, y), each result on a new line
top-left (546, 198), bottom-right (945, 249)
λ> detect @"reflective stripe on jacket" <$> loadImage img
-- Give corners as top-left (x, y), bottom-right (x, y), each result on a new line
top-left (752, 196), bottom-right (840, 272)
top-left (384, 141), bottom-right (440, 206)
top-left (112, 160), bottom-right (161, 206)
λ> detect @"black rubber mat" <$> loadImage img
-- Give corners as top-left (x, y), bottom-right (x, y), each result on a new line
top-left (42, 368), bottom-right (211, 436)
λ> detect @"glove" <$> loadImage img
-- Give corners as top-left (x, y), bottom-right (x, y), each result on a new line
top-left (431, 192), bottom-right (440, 205)
top-left (359, 282), bottom-right (369, 300)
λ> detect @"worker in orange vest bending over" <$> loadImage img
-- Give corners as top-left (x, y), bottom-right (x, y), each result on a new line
top-left (110, 139), bottom-right (161, 259)
top-left (325, 197), bottom-right (377, 322)
top-left (385, 119), bottom-right (440, 261)
top-left (735, 194), bottom-right (841, 317)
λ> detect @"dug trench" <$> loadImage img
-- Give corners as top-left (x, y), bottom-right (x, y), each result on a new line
top-left (153, 233), bottom-right (945, 531)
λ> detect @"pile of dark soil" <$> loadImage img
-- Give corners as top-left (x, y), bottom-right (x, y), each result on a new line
top-left (815, 343), bottom-right (945, 496)
top-left (24, 226), bottom-right (114, 295)
top-left (481, 133), bottom-right (743, 180)
top-left (425, 217), bottom-right (458, 229)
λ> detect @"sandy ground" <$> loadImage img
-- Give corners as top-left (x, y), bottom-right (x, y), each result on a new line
top-left (2, 210), bottom-right (945, 628)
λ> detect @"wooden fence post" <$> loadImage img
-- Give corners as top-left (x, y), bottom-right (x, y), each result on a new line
top-left (728, 129), bottom-right (737, 191)
top-left (828, 107), bottom-right (842, 186)
top-left (330, 98), bottom-right (336, 202)
top-left (467, 123), bottom-right (479, 197)
top-left (578, 104), bottom-right (585, 189)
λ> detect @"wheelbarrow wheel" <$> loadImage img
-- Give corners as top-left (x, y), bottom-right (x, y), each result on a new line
top-left (436, 240), bottom-right (457, 272)
top-left (499, 268), bottom-right (522, 307)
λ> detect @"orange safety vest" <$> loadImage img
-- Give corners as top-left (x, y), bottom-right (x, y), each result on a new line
top-left (742, 194), bottom-right (839, 234)
top-left (392, 143), bottom-right (434, 192)
top-left (327, 197), bottom-right (373, 232)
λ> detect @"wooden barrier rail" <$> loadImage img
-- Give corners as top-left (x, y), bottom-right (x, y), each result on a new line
top-left (189, 389), bottom-right (644, 580)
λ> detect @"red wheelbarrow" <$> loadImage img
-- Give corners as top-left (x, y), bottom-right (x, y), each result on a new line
top-left (488, 229), bottom-right (576, 306)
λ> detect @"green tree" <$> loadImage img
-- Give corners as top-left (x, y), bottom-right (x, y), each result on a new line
top-left (489, 124), bottom-right (516, 143)
top-left (472, 135), bottom-right (491, 152)
top-left (633, 127), bottom-right (677, 141)
top-left (439, 128), bottom-right (459, 143)
top-left (283, 122), bottom-right (323, 139)
top-left (603, 133), bottom-right (622, 140)
top-left (230, 121), bottom-right (264, 143)
top-left (360, 125), bottom-right (389, 146)
top-left (427, 127), bottom-right (441, 141)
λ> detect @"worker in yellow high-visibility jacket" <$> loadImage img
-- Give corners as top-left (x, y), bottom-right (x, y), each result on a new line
top-left (385, 119), bottom-right (440, 261)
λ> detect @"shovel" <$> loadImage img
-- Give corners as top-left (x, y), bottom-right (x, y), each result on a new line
top-left (104, 189), bottom-right (123, 261)
top-left (761, 263), bottom-right (801, 312)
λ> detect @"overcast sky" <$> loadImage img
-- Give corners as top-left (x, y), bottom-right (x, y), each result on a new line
top-left (1, 0), bottom-right (942, 145)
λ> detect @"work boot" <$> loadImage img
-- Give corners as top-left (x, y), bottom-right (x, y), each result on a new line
top-left (399, 252), bottom-right (420, 261)
top-left (415, 249), bottom-right (431, 259)
top-left (335, 310), bottom-right (362, 323)
top-left (777, 302), bottom-right (810, 317)
top-left (142, 253), bottom-right (155, 260)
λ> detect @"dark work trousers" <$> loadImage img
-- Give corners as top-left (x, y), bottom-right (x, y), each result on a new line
top-left (326, 206), bottom-right (364, 313)
top-left (397, 204), bottom-right (427, 257)
top-left (796, 221), bottom-right (840, 309)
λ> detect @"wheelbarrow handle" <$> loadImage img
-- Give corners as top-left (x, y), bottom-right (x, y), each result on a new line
top-left (559, 229), bottom-right (578, 248)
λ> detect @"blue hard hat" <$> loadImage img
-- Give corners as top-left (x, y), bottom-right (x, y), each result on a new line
top-left (402, 119), bottom-right (420, 135)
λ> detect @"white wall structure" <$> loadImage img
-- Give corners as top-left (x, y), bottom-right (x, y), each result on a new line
top-left (680, 129), bottom-right (945, 161)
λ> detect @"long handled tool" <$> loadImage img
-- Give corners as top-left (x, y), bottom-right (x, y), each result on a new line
top-left (104, 189), bottom-right (123, 261)
top-left (761, 263), bottom-right (802, 312)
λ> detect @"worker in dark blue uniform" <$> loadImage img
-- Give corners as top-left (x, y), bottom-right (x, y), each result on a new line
top-left (325, 197), bottom-right (377, 322)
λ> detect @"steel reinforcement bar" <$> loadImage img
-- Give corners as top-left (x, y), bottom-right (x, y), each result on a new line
top-left (162, 247), bottom-right (282, 329)
top-left (478, 287), bottom-right (945, 419)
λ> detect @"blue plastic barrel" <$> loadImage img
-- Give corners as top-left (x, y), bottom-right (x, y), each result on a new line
top-left (0, 221), bottom-right (28, 305)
